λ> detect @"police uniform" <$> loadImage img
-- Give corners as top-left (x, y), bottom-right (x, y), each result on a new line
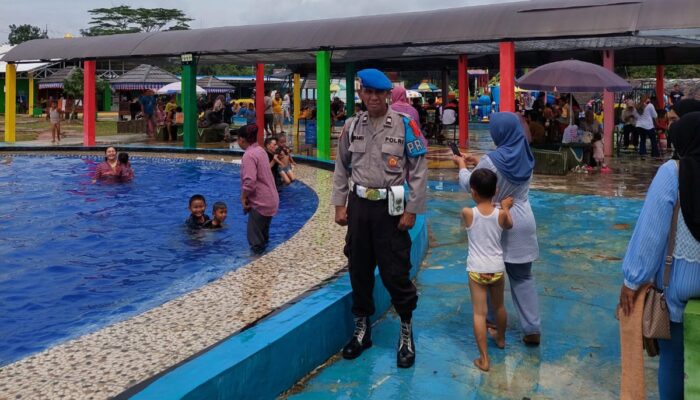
top-left (331, 68), bottom-right (427, 368)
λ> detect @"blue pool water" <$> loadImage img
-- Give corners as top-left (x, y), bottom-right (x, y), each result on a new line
top-left (0, 155), bottom-right (318, 366)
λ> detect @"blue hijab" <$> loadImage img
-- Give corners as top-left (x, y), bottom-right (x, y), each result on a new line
top-left (487, 112), bottom-right (534, 184)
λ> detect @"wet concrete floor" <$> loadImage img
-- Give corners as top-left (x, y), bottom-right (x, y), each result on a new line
top-left (286, 127), bottom-right (668, 399)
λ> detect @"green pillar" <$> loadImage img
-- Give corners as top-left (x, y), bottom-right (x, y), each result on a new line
top-left (685, 300), bottom-right (700, 398)
top-left (345, 63), bottom-right (355, 117)
top-left (316, 50), bottom-right (331, 160)
top-left (182, 57), bottom-right (198, 149)
top-left (103, 84), bottom-right (112, 112)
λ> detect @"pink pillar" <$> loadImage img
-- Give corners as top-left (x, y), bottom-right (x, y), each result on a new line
top-left (656, 65), bottom-right (665, 109)
top-left (603, 50), bottom-right (614, 157)
top-left (458, 55), bottom-right (469, 148)
top-left (499, 42), bottom-right (515, 113)
top-left (83, 60), bottom-right (96, 146)
top-left (255, 63), bottom-right (265, 145)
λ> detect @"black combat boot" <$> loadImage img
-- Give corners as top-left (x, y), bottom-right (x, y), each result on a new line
top-left (342, 316), bottom-right (372, 359)
top-left (397, 319), bottom-right (415, 368)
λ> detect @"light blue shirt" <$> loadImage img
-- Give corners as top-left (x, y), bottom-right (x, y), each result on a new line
top-left (622, 160), bottom-right (700, 322)
top-left (459, 156), bottom-right (539, 264)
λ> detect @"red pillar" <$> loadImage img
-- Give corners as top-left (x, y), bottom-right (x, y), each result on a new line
top-left (603, 50), bottom-right (615, 157)
top-left (499, 42), bottom-right (515, 113)
top-left (83, 60), bottom-right (96, 146)
top-left (458, 55), bottom-right (469, 148)
top-left (656, 65), bottom-right (665, 109)
top-left (255, 63), bottom-right (265, 145)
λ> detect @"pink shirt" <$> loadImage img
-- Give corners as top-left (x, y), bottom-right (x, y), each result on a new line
top-left (94, 161), bottom-right (118, 181)
top-left (241, 143), bottom-right (279, 217)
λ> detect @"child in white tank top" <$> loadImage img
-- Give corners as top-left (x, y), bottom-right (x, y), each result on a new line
top-left (461, 168), bottom-right (513, 372)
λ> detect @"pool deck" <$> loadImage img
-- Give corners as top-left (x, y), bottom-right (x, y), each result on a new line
top-left (0, 159), bottom-right (348, 399)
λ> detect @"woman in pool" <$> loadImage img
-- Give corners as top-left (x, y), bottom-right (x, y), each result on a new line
top-left (93, 146), bottom-right (120, 183)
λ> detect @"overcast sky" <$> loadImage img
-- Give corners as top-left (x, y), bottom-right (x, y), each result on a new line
top-left (0, 0), bottom-right (510, 40)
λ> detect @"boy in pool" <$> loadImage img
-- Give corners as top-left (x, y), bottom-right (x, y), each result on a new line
top-left (185, 194), bottom-right (210, 230)
top-left (461, 169), bottom-right (513, 372)
top-left (204, 202), bottom-right (228, 229)
top-left (117, 152), bottom-right (134, 182)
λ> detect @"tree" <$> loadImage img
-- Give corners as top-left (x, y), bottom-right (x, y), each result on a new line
top-left (63, 68), bottom-right (84, 100)
top-left (80, 6), bottom-right (193, 36)
top-left (8, 24), bottom-right (48, 45)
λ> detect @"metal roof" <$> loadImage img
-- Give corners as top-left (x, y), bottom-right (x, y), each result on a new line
top-left (196, 76), bottom-right (235, 93)
top-left (1, 0), bottom-right (699, 66)
top-left (37, 67), bottom-right (78, 89)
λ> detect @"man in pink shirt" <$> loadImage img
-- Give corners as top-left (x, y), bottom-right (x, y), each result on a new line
top-left (238, 124), bottom-right (280, 254)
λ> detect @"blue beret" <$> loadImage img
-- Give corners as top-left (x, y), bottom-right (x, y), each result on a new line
top-left (357, 68), bottom-right (393, 91)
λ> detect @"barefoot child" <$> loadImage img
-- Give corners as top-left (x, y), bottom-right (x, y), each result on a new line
top-left (461, 169), bottom-right (513, 372)
top-left (47, 101), bottom-right (61, 143)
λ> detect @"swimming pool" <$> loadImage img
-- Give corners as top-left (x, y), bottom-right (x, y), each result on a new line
top-left (0, 154), bottom-right (318, 366)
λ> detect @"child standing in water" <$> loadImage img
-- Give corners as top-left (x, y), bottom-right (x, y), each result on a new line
top-left (47, 101), bottom-right (61, 144)
top-left (117, 152), bottom-right (134, 182)
top-left (461, 169), bottom-right (513, 372)
top-left (185, 194), bottom-right (210, 230)
top-left (204, 202), bottom-right (228, 229)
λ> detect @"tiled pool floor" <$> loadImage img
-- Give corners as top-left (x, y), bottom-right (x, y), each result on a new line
top-left (287, 186), bottom-right (660, 399)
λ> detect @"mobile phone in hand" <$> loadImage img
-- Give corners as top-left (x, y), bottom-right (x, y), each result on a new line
top-left (448, 142), bottom-right (461, 156)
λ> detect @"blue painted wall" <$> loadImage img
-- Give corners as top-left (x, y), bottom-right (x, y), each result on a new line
top-left (132, 215), bottom-right (428, 400)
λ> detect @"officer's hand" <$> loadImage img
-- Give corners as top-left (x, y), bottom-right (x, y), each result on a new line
top-left (398, 212), bottom-right (416, 231)
top-left (619, 285), bottom-right (639, 317)
top-left (335, 206), bottom-right (348, 226)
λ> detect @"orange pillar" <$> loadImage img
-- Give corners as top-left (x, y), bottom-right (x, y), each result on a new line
top-left (458, 55), bottom-right (469, 148)
top-left (499, 42), bottom-right (515, 113)
top-left (83, 60), bottom-right (96, 146)
top-left (656, 65), bottom-right (665, 109)
top-left (255, 63), bottom-right (265, 145)
top-left (603, 50), bottom-right (614, 157)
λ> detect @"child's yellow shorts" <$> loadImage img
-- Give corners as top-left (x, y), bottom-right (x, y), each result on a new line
top-left (468, 272), bottom-right (504, 286)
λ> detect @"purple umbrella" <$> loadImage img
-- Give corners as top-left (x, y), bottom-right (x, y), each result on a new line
top-left (516, 59), bottom-right (632, 92)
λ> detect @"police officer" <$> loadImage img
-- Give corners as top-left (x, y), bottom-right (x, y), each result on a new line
top-left (331, 68), bottom-right (427, 368)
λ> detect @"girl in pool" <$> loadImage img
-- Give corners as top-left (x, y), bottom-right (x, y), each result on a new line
top-left (93, 147), bottom-right (120, 183)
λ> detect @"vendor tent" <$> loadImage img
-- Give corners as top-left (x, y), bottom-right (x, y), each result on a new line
top-left (196, 76), bottom-right (235, 94)
top-left (38, 66), bottom-right (78, 89)
top-left (110, 64), bottom-right (178, 91)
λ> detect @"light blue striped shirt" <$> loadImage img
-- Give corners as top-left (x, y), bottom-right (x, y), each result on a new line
top-left (459, 156), bottom-right (539, 264)
top-left (622, 160), bottom-right (700, 322)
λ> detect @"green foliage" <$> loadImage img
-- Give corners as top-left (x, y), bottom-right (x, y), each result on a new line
top-left (618, 65), bottom-right (700, 79)
top-left (198, 64), bottom-right (255, 76)
top-left (8, 24), bottom-right (48, 45)
top-left (63, 68), bottom-right (84, 99)
top-left (80, 6), bottom-right (193, 36)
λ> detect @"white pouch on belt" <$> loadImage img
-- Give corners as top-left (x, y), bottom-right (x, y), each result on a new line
top-left (388, 185), bottom-right (405, 216)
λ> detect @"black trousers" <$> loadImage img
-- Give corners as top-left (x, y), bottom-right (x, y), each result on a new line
top-left (346, 193), bottom-right (418, 320)
top-left (247, 209), bottom-right (272, 254)
top-left (622, 124), bottom-right (636, 148)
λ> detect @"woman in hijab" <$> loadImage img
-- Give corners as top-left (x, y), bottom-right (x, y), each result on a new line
top-left (619, 111), bottom-right (700, 399)
top-left (390, 86), bottom-right (421, 123)
top-left (453, 112), bottom-right (541, 345)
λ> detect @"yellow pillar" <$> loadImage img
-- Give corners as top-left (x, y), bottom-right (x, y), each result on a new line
top-left (4, 63), bottom-right (16, 142)
top-left (293, 73), bottom-right (301, 153)
top-left (28, 72), bottom-right (34, 116)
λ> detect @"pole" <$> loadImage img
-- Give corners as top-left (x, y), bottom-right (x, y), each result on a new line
top-left (83, 60), bottom-right (96, 146)
top-left (316, 50), bottom-right (331, 160)
top-left (255, 63), bottom-right (265, 145)
top-left (345, 63), bottom-right (355, 118)
top-left (656, 65), bottom-right (665, 109)
top-left (28, 72), bottom-right (34, 116)
top-left (293, 73), bottom-right (301, 153)
top-left (603, 49), bottom-right (615, 157)
top-left (182, 56), bottom-right (198, 149)
top-left (499, 41), bottom-right (515, 113)
top-left (458, 55), bottom-right (469, 148)
top-left (4, 63), bottom-right (16, 142)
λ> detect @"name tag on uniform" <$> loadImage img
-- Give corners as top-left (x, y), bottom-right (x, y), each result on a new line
top-left (385, 136), bottom-right (404, 145)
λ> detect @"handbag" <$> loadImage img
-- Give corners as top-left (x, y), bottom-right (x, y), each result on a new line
top-left (641, 200), bottom-right (680, 356)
